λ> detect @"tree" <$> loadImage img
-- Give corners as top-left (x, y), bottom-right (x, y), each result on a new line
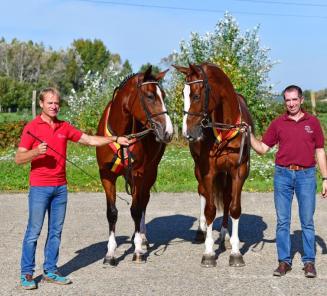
top-left (165, 13), bottom-right (279, 133)
top-left (73, 39), bottom-right (111, 74)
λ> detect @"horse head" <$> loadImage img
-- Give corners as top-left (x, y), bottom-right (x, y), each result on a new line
top-left (173, 63), bottom-right (215, 142)
top-left (135, 66), bottom-right (173, 143)
top-left (113, 66), bottom-right (173, 143)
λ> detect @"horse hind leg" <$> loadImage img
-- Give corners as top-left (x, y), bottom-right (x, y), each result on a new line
top-left (218, 174), bottom-right (232, 250)
top-left (140, 211), bottom-right (150, 250)
top-left (131, 205), bottom-right (147, 263)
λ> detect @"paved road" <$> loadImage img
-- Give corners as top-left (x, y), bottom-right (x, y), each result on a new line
top-left (1, 192), bottom-right (327, 295)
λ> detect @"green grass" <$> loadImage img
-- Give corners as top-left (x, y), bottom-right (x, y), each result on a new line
top-left (0, 143), bottom-right (324, 193)
top-left (0, 112), bottom-right (32, 123)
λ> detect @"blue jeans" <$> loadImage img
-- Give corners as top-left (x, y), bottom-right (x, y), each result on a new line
top-left (21, 185), bottom-right (68, 275)
top-left (274, 165), bottom-right (316, 265)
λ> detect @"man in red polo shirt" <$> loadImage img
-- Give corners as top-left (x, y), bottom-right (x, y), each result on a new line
top-left (250, 85), bottom-right (327, 278)
top-left (15, 87), bottom-right (132, 289)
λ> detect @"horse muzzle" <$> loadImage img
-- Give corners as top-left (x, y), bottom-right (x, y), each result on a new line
top-left (153, 124), bottom-right (173, 143)
top-left (186, 125), bottom-right (203, 142)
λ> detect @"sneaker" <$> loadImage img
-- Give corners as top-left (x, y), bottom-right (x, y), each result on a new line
top-left (42, 271), bottom-right (72, 285)
top-left (303, 262), bottom-right (317, 278)
top-left (20, 274), bottom-right (36, 290)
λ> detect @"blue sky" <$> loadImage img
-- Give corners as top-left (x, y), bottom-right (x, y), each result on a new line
top-left (1, 0), bottom-right (327, 92)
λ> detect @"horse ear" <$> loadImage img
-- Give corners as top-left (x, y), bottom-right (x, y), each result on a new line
top-left (172, 64), bottom-right (190, 75)
top-left (189, 63), bottom-right (200, 76)
top-left (155, 69), bottom-right (169, 81)
top-left (143, 65), bottom-right (153, 81)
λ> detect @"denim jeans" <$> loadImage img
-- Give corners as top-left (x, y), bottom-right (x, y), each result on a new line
top-left (274, 165), bottom-right (316, 265)
top-left (21, 185), bottom-right (68, 275)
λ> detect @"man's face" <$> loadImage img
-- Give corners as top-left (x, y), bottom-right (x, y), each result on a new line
top-left (284, 89), bottom-right (304, 116)
top-left (39, 92), bottom-right (60, 119)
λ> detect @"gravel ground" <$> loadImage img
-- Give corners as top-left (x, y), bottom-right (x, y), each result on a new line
top-left (1, 192), bottom-right (327, 295)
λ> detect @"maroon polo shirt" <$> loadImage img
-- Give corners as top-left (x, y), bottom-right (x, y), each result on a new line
top-left (262, 112), bottom-right (324, 168)
top-left (19, 115), bottom-right (83, 186)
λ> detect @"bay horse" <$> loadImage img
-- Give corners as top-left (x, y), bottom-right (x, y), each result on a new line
top-left (96, 66), bottom-right (173, 266)
top-left (174, 63), bottom-right (253, 267)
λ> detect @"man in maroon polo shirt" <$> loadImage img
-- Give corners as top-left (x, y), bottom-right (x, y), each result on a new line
top-left (15, 87), bottom-right (132, 289)
top-left (250, 85), bottom-right (327, 278)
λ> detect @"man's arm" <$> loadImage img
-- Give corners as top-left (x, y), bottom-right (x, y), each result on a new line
top-left (78, 133), bottom-right (131, 146)
top-left (250, 133), bottom-right (270, 155)
top-left (316, 148), bottom-right (327, 198)
top-left (15, 143), bottom-right (47, 165)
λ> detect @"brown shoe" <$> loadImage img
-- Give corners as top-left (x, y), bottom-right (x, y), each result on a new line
top-left (273, 262), bottom-right (292, 276)
top-left (303, 262), bottom-right (317, 278)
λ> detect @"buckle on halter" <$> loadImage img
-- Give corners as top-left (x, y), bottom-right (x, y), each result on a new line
top-left (201, 117), bottom-right (209, 128)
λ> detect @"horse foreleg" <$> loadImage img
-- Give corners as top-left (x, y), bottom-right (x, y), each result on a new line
top-left (100, 173), bottom-right (118, 267)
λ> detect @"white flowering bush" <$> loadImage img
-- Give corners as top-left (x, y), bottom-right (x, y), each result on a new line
top-left (66, 61), bottom-right (132, 133)
top-left (167, 12), bottom-right (280, 133)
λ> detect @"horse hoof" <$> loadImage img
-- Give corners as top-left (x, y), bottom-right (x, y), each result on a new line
top-left (201, 254), bottom-right (216, 268)
top-left (229, 254), bottom-right (245, 267)
top-left (103, 256), bottom-right (117, 267)
top-left (195, 230), bottom-right (206, 243)
top-left (132, 253), bottom-right (146, 263)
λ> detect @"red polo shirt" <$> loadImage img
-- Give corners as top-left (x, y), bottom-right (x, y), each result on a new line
top-left (19, 115), bottom-right (83, 186)
top-left (262, 112), bottom-right (324, 168)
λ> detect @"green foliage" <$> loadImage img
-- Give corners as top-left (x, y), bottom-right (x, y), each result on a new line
top-left (166, 13), bottom-right (278, 133)
top-left (66, 61), bottom-right (133, 133)
top-left (0, 120), bottom-right (27, 148)
top-left (73, 39), bottom-right (112, 75)
top-left (0, 76), bottom-right (34, 111)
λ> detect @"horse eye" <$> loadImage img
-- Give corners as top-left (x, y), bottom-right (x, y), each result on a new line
top-left (147, 93), bottom-right (155, 100)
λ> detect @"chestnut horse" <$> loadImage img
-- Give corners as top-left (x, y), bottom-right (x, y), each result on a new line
top-left (96, 66), bottom-right (173, 266)
top-left (174, 63), bottom-right (253, 267)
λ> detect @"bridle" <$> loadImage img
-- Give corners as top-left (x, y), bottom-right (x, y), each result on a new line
top-left (137, 80), bottom-right (169, 139)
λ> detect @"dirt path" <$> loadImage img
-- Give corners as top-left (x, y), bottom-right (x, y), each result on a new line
top-left (1, 192), bottom-right (327, 295)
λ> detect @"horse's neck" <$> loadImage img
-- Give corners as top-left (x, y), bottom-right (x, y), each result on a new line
top-left (213, 91), bottom-right (240, 124)
top-left (107, 99), bottom-right (134, 135)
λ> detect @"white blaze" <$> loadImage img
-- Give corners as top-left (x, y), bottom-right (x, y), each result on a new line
top-left (182, 84), bottom-right (191, 137)
top-left (156, 85), bottom-right (173, 136)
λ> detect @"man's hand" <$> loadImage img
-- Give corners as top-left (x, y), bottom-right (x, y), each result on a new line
top-left (117, 136), bottom-right (136, 146)
top-left (36, 142), bottom-right (48, 155)
top-left (322, 180), bottom-right (327, 198)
